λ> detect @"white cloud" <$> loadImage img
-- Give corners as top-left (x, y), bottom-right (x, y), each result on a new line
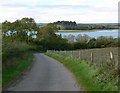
top-left (0, 0), bottom-right (119, 23)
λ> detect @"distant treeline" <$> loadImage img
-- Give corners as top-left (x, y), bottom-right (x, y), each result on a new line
top-left (53, 21), bottom-right (119, 30)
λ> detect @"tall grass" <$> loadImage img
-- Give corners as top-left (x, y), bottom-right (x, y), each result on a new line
top-left (2, 38), bottom-right (35, 68)
top-left (2, 52), bottom-right (33, 87)
top-left (2, 40), bottom-right (30, 63)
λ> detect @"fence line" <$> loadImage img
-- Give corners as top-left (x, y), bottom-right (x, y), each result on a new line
top-left (47, 48), bottom-right (118, 69)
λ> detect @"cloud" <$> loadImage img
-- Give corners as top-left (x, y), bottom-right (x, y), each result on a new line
top-left (0, 0), bottom-right (119, 23)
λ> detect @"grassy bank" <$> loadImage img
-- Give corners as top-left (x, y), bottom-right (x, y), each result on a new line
top-left (2, 39), bottom-right (35, 87)
top-left (2, 52), bottom-right (33, 87)
top-left (2, 40), bottom-right (30, 66)
top-left (46, 52), bottom-right (118, 91)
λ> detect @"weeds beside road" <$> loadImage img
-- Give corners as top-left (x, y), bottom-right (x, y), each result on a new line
top-left (2, 52), bottom-right (33, 87)
top-left (2, 40), bottom-right (35, 87)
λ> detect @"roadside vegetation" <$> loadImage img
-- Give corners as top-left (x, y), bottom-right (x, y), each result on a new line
top-left (2, 18), bottom-right (40, 87)
top-left (3, 52), bottom-right (33, 87)
top-left (46, 52), bottom-right (118, 91)
top-left (2, 37), bottom-right (36, 87)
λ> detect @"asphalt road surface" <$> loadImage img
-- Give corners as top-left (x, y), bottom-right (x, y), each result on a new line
top-left (4, 53), bottom-right (80, 91)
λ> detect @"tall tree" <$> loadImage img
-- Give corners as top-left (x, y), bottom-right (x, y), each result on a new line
top-left (2, 17), bottom-right (38, 42)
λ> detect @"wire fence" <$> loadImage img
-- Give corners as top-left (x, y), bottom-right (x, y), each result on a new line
top-left (47, 47), bottom-right (118, 70)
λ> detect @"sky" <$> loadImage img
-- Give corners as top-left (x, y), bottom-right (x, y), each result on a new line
top-left (0, 0), bottom-right (119, 23)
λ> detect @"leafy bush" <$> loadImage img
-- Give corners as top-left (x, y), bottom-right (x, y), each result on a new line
top-left (2, 40), bottom-right (30, 63)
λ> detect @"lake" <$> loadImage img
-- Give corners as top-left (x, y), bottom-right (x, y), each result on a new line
top-left (56, 29), bottom-right (118, 38)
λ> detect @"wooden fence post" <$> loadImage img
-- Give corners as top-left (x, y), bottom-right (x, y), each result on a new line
top-left (109, 51), bottom-right (115, 68)
top-left (110, 51), bottom-right (113, 60)
top-left (91, 52), bottom-right (93, 63)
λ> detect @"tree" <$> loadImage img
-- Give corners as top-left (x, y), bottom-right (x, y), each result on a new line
top-left (2, 21), bottom-right (12, 36)
top-left (96, 36), bottom-right (108, 48)
top-left (36, 23), bottom-right (69, 50)
top-left (75, 34), bottom-right (91, 43)
top-left (74, 42), bottom-right (87, 49)
top-left (87, 38), bottom-right (96, 48)
top-left (64, 34), bottom-right (75, 42)
top-left (15, 18), bottom-right (37, 41)
top-left (37, 23), bottom-right (58, 41)
top-left (2, 17), bottom-right (38, 42)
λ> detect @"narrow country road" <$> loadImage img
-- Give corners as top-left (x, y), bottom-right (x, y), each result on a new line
top-left (4, 53), bottom-right (80, 91)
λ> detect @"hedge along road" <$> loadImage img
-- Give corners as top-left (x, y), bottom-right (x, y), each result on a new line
top-left (4, 54), bottom-right (80, 91)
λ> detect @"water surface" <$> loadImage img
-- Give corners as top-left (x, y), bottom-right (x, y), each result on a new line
top-left (56, 30), bottom-right (118, 38)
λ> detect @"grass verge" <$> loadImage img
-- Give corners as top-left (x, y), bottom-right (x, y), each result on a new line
top-left (2, 52), bottom-right (33, 87)
top-left (45, 52), bottom-right (118, 92)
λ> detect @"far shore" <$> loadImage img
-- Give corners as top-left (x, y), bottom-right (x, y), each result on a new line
top-left (58, 29), bottom-right (118, 32)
